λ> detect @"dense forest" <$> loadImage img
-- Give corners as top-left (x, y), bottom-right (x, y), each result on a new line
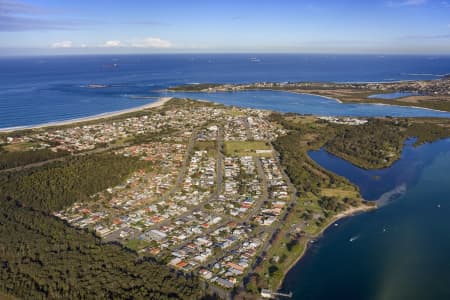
top-left (326, 118), bottom-right (450, 169)
top-left (0, 148), bottom-right (67, 171)
top-left (0, 153), bottom-right (148, 211)
top-left (273, 131), bottom-right (350, 197)
top-left (326, 119), bottom-right (405, 169)
top-left (272, 131), bottom-right (362, 214)
top-left (0, 198), bottom-right (202, 300)
top-left (270, 113), bottom-right (450, 169)
top-left (0, 153), bottom-right (204, 299)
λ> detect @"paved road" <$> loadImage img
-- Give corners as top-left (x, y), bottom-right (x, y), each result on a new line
top-left (0, 144), bottom-right (124, 174)
top-left (255, 144), bottom-right (298, 264)
top-left (160, 129), bottom-right (198, 201)
top-left (120, 130), bottom-right (198, 240)
top-left (0, 129), bottom-right (191, 174)
top-left (141, 127), bottom-right (223, 233)
top-left (214, 126), bottom-right (224, 200)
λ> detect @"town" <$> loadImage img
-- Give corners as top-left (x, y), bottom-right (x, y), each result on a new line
top-left (14, 100), bottom-right (295, 291)
top-left (169, 76), bottom-right (450, 96)
top-left (0, 98), bottom-right (377, 297)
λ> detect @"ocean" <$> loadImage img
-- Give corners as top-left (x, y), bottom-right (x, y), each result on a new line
top-left (2, 54), bottom-right (450, 300)
top-left (1, 54), bottom-right (450, 128)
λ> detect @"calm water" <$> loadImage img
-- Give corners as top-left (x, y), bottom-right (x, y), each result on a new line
top-left (368, 92), bottom-right (420, 99)
top-left (307, 138), bottom-right (444, 201)
top-left (168, 90), bottom-right (450, 118)
top-left (1, 54), bottom-right (450, 128)
top-left (282, 138), bottom-right (450, 300)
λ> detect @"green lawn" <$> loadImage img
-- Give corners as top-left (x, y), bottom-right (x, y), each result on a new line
top-left (224, 141), bottom-right (272, 157)
top-left (124, 239), bottom-right (150, 251)
top-left (194, 141), bottom-right (217, 156)
top-left (4, 141), bottom-right (39, 152)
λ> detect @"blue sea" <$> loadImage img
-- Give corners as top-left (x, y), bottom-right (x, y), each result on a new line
top-left (283, 138), bottom-right (450, 300)
top-left (2, 54), bottom-right (450, 300)
top-left (1, 54), bottom-right (450, 128)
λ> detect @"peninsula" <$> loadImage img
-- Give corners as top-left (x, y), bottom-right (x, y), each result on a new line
top-left (1, 98), bottom-right (449, 300)
top-left (168, 77), bottom-right (450, 112)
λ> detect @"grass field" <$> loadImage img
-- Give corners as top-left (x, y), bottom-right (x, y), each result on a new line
top-left (194, 141), bottom-right (217, 156)
top-left (4, 141), bottom-right (39, 152)
top-left (224, 141), bottom-right (272, 157)
top-left (124, 239), bottom-right (150, 251)
top-left (320, 188), bottom-right (359, 199)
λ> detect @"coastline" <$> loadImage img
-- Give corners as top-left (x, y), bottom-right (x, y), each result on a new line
top-left (366, 101), bottom-right (450, 114)
top-left (267, 90), bottom-right (450, 114)
top-left (0, 97), bottom-right (172, 133)
top-left (168, 88), bottom-right (344, 103)
top-left (170, 88), bottom-right (450, 113)
top-left (276, 204), bottom-right (376, 291)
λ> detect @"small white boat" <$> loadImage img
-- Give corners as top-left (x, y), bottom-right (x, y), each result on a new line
top-left (349, 235), bottom-right (359, 242)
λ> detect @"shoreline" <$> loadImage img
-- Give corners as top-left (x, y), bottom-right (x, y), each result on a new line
top-left (0, 97), bottom-right (172, 133)
top-left (276, 204), bottom-right (376, 291)
top-left (168, 88), bottom-right (344, 103)
top-left (170, 88), bottom-right (450, 114)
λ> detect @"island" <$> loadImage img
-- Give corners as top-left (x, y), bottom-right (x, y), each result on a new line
top-left (1, 97), bottom-right (449, 300)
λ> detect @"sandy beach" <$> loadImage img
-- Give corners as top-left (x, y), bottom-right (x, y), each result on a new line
top-left (0, 97), bottom-right (172, 133)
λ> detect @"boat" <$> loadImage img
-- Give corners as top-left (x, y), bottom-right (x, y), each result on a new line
top-left (349, 235), bottom-right (359, 242)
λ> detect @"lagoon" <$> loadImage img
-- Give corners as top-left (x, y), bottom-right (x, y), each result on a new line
top-left (282, 138), bottom-right (450, 300)
top-left (168, 90), bottom-right (450, 118)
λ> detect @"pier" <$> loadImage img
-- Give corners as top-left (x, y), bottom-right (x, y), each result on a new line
top-left (261, 289), bottom-right (293, 299)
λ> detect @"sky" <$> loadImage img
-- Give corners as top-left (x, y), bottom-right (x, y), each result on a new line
top-left (0, 0), bottom-right (449, 55)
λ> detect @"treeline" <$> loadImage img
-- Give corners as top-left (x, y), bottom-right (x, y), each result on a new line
top-left (0, 148), bottom-right (67, 171)
top-left (326, 119), bottom-right (405, 169)
top-left (326, 118), bottom-right (450, 169)
top-left (271, 113), bottom-right (450, 170)
top-left (0, 153), bottom-right (148, 212)
top-left (273, 131), bottom-right (351, 200)
top-left (168, 84), bottom-right (221, 92)
top-left (406, 120), bottom-right (450, 144)
top-left (0, 153), bottom-right (204, 299)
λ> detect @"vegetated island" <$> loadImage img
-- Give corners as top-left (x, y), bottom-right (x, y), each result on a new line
top-left (0, 98), bottom-right (449, 300)
top-left (168, 76), bottom-right (450, 112)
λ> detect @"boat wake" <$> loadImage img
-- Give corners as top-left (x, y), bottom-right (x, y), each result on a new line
top-left (375, 183), bottom-right (407, 207)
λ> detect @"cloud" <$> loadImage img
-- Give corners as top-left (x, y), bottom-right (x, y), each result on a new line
top-left (46, 38), bottom-right (172, 49)
top-left (0, 0), bottom-right (44, 15)
top-left (51, 40), bottom-right (73, 48)
top-left (131, 37), bottom-right (172, 48)
top-left (103, 40), bottom-right (122, 47)
top-left (401, 33), bottom-right (450, 39)
top-left (387, 0), bottom-right (427, 7)
top-left (0, 0), bottom-right (78, 31)
top-left (124, 20), bottom-right (170, 26)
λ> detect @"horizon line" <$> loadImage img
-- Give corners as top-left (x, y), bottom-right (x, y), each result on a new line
top-left (1, 52), bottom-right (450, 58)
